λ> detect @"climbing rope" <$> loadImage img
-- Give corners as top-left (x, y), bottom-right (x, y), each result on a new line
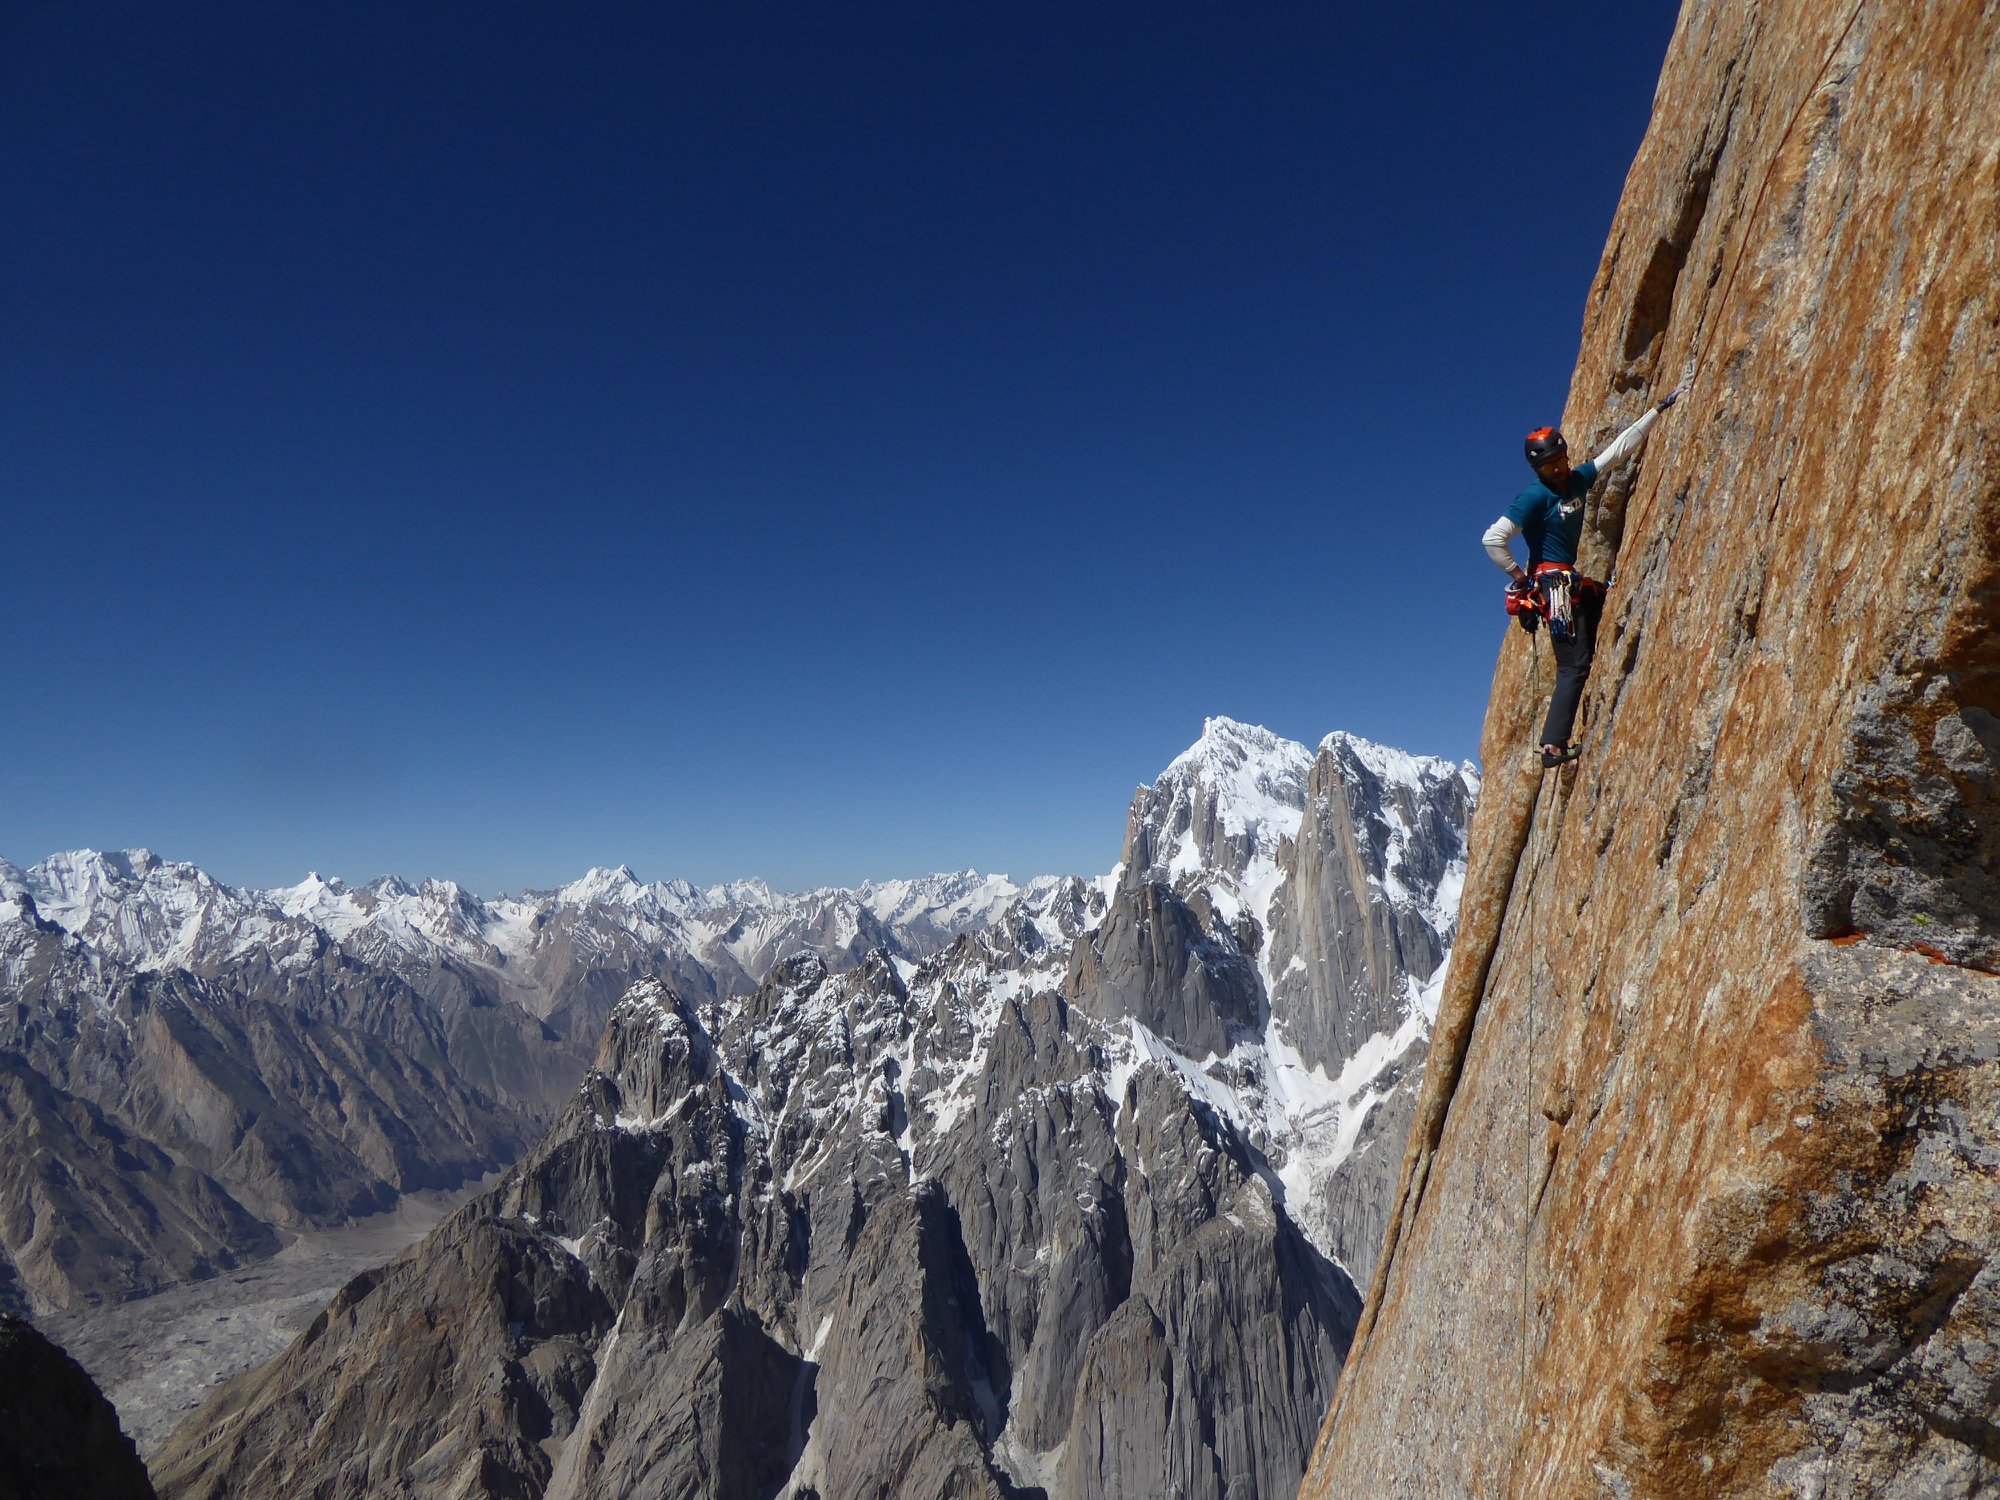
top-left (1518, 692), bottom-right (1579, 1469)
top-left (1619, 0), bottom-right (1869, 557)
top-left (1520, 785), bottom-right (1539, 1434)
top-left (1519, 630), bottom-right (1548, 1433)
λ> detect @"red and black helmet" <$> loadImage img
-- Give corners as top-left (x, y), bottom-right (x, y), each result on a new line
top-left (1524, 427), bottom-right (1568, 472)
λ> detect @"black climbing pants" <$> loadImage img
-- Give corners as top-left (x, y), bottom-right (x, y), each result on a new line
top-left (1539, 585), bottom-right (1603, 749)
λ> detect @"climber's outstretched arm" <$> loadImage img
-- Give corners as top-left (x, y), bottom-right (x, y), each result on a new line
top-left (1589, 380), bottom-right (1691, 474)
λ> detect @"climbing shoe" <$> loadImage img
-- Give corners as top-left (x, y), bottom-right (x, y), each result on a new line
top-left (1540, 744), bottom-right (1582, 769)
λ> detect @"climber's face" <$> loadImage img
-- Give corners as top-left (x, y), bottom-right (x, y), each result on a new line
top-left (1536, 456), bottom-right (1571, 489)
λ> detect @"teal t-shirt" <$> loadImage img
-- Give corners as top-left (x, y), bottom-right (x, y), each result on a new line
top-left (1505, 459), bottom-right (1599, 567)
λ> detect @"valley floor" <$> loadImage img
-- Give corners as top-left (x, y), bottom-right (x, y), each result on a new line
top-left (39, 1178), bottom-right (493, 1456)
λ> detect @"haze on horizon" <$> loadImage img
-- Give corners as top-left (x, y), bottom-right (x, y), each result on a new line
top-left (2, 2), bottom-right (1681, 893)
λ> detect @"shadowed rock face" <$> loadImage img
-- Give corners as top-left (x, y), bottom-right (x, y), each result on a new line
top-left (0, 1315), bottom-right (158, 1500)
top-left (1304, 2), bottom-right (2000, 1496)
top-left (0, 912), bottom-right (540, 1312)
top-left (1066, 875), bottom-right (1264, 1057)
top-left (1065, 724), bottom-right (1310, 1059)
top-left (0, 910), bottom-right (529, 1309)
top-left (1267, 738), bottom-right (1475, 1077)
top-left (0, 1051), bottom-right (280, 1309)
top-left (1262, 740), bottom-right (1477, 1285)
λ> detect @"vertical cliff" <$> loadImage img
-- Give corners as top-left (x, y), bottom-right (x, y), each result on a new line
top-left (1303, 1), bottom-right (1999, 1496)
top-left (0, 1316), bottom-right (158, 1500)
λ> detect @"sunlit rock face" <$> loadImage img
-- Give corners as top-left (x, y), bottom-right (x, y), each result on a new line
top-left (1303, 2), bottom-right (2000, 1497)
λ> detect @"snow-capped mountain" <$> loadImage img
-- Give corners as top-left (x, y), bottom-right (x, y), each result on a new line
top-left (1130, 715), bottom-right (1316, 893)
top-left (148, 717), bottom-right (1478, 1500)
top-left (2, 850), bottom-right (1043, 1009)
top-left (1074, 716), bottom-right (1478, 1278)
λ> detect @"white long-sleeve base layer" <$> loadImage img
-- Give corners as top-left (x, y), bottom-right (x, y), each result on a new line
top-left (1483, 407), bottom-right (1661, 575)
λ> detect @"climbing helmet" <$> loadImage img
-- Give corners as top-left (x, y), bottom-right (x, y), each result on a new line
top-left (1524, 427), bottom-right (1569, 475)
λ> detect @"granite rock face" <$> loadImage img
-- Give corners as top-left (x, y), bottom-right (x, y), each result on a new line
top-left (0, 1314), bottom-right (158, 1500)
top-left (1264, 737), bottom-right (1476, 1284)
top-left (1266, 734), bottom-right (1474, 1077)
top-left (151, 721), bottom-right (1474, 1499)
top-left (1066, 875), bottom-right (1264, 1057)
top-left (1303, 2), bottom-right (2000, 1496)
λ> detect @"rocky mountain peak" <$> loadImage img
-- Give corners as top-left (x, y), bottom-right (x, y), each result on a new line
top-left (702, 876), bottom-right (780, 911)
top-left (1317, 729), bottom-right (1475, 794)
top-left (1127, 716), bottom-right (1315, 885)
top-left (30, 847), bottom-right (197, 907)
top-left (553, 864), bottom-right (651, 909)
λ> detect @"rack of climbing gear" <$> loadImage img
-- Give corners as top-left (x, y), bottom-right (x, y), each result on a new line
top-left (1542, 569), bottom-right (1575, 641)
top-left (1535, 562), bottom-right (1607, 644)
top-left (1505, 564), bottom-right (1609, 643)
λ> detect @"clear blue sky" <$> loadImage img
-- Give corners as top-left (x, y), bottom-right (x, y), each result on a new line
top-left (2, 2), bottom-right (1682, 893)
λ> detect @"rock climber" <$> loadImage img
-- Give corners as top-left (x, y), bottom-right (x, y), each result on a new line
top-left (1483, 383), bottom-right (1689, 768)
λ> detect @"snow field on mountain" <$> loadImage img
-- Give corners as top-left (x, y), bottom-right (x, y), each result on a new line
top-left (1, 849), bottom-right (1048, 1010)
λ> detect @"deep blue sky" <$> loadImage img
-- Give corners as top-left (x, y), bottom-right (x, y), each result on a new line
top-left (2, 2), bottom-right (1682, 893)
